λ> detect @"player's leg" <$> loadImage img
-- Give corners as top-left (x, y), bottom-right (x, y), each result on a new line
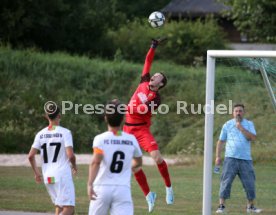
top-left (55, 175), bottom-right (75, 215)
top-left (59, 206), bottom-right (74, 215)
top-left (135, 127), bottom-right (174, 205)
top-left (128, 127), bottom-right (157, 212)
top-left (149, 150), bottom-right (171, 186)
top-left (149, 149), bottom-right (174, 204)
top-left (55, 206), bottom-right (62, 215)
top-left (45, 184), bottom-right (59, 214)
top-left (132, 166), bottom-right (157, 212)
top-left (126, 126), bottom-right (151, 196)
top-left (89, 185), bottom-right (111, 215)
top-left (110, 186), bottom-right (133, 215)
top-left (141, 129), bottom-right (171, 188)
top-left (133, 166), bottom-right (150, 196)
top-left (144, 128), bottom-right (174, 205)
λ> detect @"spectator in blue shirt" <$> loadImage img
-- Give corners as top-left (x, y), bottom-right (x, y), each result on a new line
top-left (215, 103), bottom-right (262, 214)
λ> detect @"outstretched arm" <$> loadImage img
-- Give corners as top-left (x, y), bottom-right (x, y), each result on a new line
top-left (141, 46), bottom-right (156, 77)
top-left (141, 38), bottom-right (167, 78)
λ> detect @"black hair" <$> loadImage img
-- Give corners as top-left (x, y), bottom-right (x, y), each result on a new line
top-left (159, 72), bottom-right (167, 89)
top-left (233, 103), bottom-right (245, 109)
top-left (105, 99), bottom-right (125, 127)
top-left (47, 106), bottom-right (60, 120)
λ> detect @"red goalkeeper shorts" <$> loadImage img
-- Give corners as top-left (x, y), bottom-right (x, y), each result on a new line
top-left (123, 124), bottom-right (158, 152)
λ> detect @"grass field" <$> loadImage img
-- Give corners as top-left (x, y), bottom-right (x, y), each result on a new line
top-left (0, 164), bottom-right (276, 215)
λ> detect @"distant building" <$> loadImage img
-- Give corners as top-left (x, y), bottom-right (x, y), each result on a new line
top-left (161, 0), bottom-right (243, 42)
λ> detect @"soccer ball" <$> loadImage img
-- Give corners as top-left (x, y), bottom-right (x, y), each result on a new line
top-left (148, 11), bottom-right (165, 28)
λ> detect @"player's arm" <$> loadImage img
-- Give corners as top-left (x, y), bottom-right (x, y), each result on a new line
top-left (66, 146), bottom-right (77, 174)
top-left (215, 140), bottom-right (225, 166)
top-left (64, 130), bottom-right (77, 174)
top-left (28, 147), bottom-right (42, 183)
top-left (141, 45), bottom-right (156, 77)
top-left (141, 38), bottom-right (167, 78)
top-left (132, 156), bottom-right (142, 172)
top-left (87, 147), bottom-right (103, 200)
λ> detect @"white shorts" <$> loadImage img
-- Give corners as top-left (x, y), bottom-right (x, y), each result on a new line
top-left (45, 175), bottom-right (75, 207)
top-left (89, 185), bottom-right (133, 215)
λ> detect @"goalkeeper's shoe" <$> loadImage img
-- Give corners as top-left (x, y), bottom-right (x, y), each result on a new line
top-left (151, 37), bottom-right (167, 48)
top-left (146, 191), bottom-right (157, 213)
top-left (166, 186), bottom-right (174, 204)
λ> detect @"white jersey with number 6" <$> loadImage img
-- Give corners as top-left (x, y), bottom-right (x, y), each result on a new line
top-left (93, 131), bottom-right (142, 187)
top-left (32, 125), bottom-right (73, 184)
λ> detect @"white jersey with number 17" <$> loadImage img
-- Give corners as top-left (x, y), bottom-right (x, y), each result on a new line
top-left (32, 125), bottom-right (73, 184)
top-left (93, 131), bottom-right (142, 187)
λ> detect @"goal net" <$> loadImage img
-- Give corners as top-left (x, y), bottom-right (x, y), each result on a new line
top-left (202, 50), bottom-right (276, 215)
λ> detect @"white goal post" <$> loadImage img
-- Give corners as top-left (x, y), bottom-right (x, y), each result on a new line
top-left (202, 50), bottom-right (276, 215)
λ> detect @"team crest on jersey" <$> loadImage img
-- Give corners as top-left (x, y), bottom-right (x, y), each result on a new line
top-left (137, 92), bottom-right (148, 103)
top-left (47, 177), bottom-right (55, 184)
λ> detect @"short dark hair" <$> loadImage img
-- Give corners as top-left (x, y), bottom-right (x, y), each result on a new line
top-left (47, 106), bottom-right (60, 120)
top-left (105, 99), bottom-right (125, 127)
top-left (233, 103), bottom-right (245, 109)
top-left (159, 72), bottom-right (167, 89)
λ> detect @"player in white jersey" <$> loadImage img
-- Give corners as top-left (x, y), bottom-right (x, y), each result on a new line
top-left (28, 105), bottom-right (77, 215)
top-left (87, 99), bottom-right (142, 215)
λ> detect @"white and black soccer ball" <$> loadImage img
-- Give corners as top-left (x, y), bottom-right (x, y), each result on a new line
top-left (148, 11), bottom-right (165, 28)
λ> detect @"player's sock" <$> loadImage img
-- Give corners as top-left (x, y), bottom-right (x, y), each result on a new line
top-left (157, 160), bottom-right (171, 187)
top-left (134, 169), bottom-right (150, 196)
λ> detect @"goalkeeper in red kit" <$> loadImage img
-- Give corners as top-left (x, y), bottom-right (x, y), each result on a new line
top-left (123, 38), bottom-right (174, 213)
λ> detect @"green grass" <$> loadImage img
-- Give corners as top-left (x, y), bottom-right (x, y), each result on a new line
top-left (0, 164), bottom-right (276, 214)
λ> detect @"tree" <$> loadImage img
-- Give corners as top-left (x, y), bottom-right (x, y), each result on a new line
top-left (0, 0), bottom-right (125, 55)
top-left (0, 0), bottom-right (171, 56)
top-left (220, 0), bottom-right (276, 42)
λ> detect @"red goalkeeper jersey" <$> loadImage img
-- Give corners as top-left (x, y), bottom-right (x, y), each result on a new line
top-left (125, 47), bottom-right (161, 126)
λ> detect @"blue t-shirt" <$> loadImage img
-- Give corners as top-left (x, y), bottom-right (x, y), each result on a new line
top-left (219, 118), bottom-right (256, 160)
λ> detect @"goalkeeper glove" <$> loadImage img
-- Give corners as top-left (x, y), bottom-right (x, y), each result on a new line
top-left (151, 37), bottom-right (167, 48)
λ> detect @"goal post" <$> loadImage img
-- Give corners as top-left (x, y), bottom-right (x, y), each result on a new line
top-left (202, 50), bottom-right (276, 215)
top-left (259, 60), bottom-right (276, 111)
